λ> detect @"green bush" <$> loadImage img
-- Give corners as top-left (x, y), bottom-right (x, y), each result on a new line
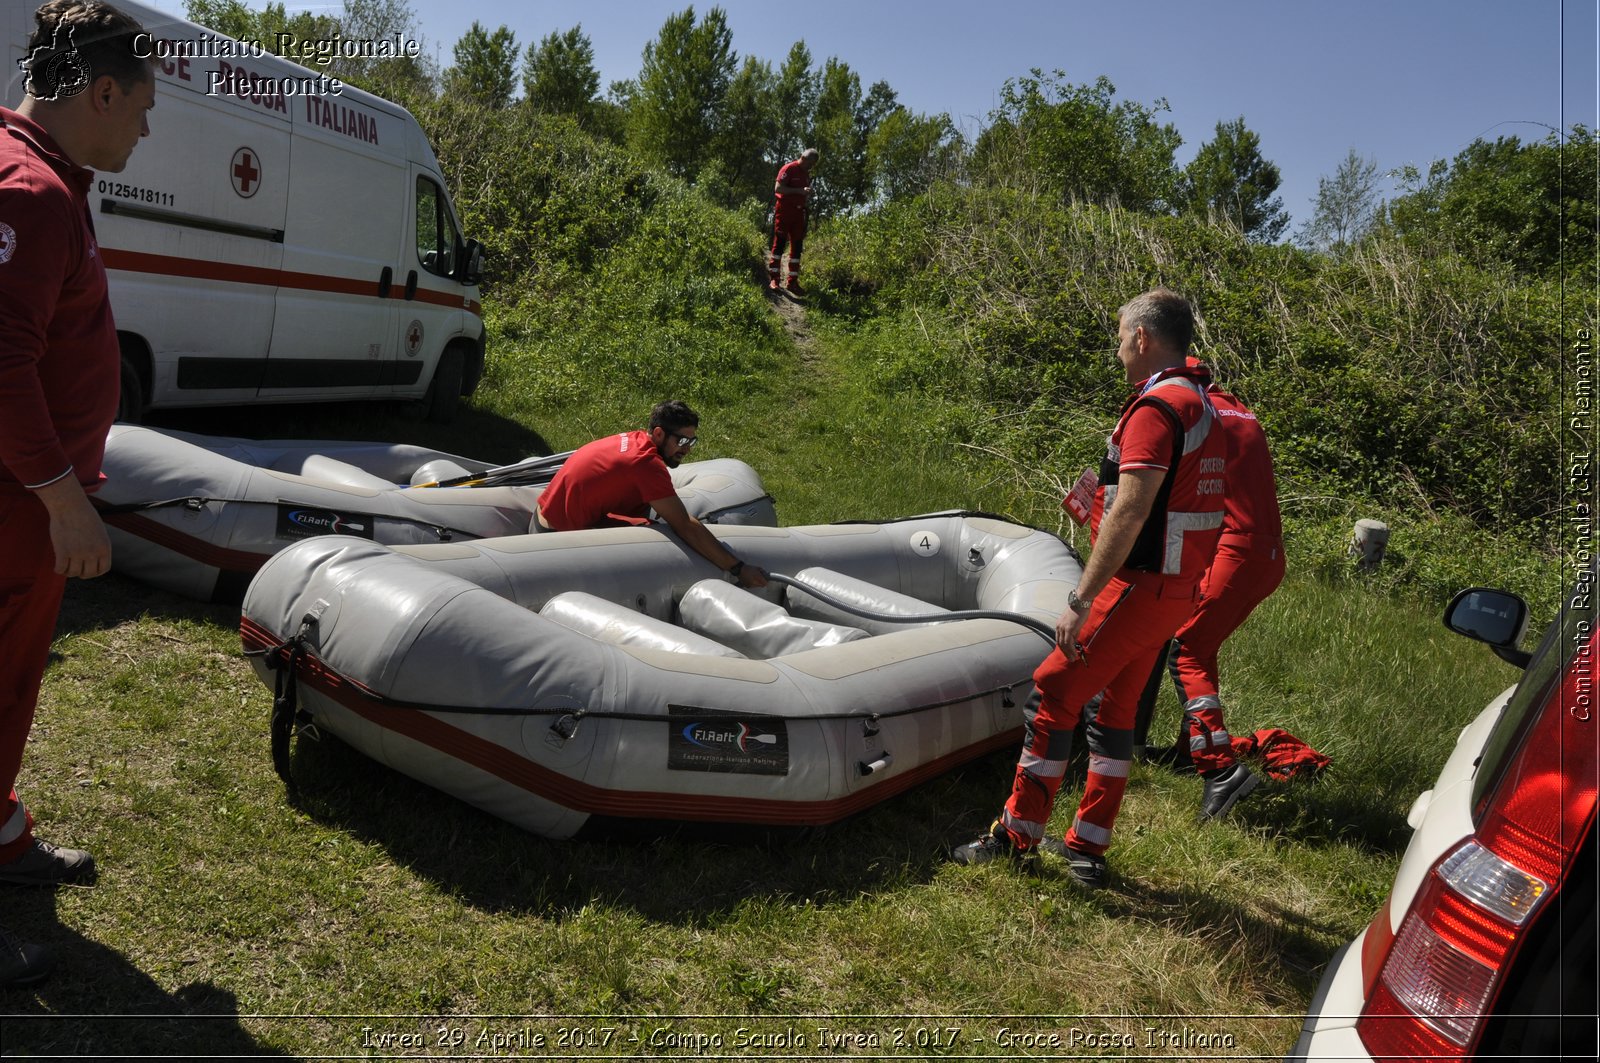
top-left (807, 182), bottom-right (1571, 607)
top-left (415, 101), bottom-right (653, 298)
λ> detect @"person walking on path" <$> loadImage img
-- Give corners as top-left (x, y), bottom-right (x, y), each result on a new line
top-left (767, 148), bottom-right (817, 295)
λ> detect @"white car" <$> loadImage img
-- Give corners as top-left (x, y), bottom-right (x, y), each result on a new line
top-left (1289, 580), bottom-right (1597, 1061)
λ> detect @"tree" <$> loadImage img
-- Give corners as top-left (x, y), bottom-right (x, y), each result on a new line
top-left (444, 21), bottom-right (518, 109)
top-left (867, 107), bottom-right (960, 202)
top-left (185, 0), bottom-right (434, 101)
top-left (808, 59), bottom-right (891, 217)
top-left (974, 70), bottom-right (1183, 214)
top-left (522, 26), bottom-right (600, 123)
top-left (715, 56), bottom-right (778, 205)
top-left (337, 0), bottom-right (434, 100)
top-left (184, 1), bottom-right (340, 56)
top-left (1384, 126), bottom-right (1597, 276)
top-left (1181, 117), bottom-right (1289, 242)
top-left (1298, 149), bottom-right (1381, 251)
top-left (770, 42), bottom-right (817, 166)
top-left (631, 5), bottom-right (736, 180)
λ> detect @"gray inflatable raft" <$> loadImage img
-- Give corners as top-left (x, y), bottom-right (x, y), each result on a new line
top-left (241, 513), bottom-right (1080, 839)
top-left (95, 425), bottom-right (777, 601)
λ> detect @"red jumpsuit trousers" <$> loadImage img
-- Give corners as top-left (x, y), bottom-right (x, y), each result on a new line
top-left (0, 489), bottom-right (65, 860)
top-left (1166, 531), bottom-right (1285, 772)
top-left (767, 203), bottom-right (807, 285)
top-left (1000, 570), bottom-right (1201, 856)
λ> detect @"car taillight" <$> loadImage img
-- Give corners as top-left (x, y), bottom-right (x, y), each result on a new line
top-left (1358, 843), bottom-right (1545, 1058)
top-left (1356, 633), bottom-right (1596, 1062)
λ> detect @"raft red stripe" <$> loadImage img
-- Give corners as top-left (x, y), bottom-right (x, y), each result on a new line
top-left (101, 508), bottom-right (267, 573)
top-left (240, 618), bottom-right (1022, 826)
top-left (101, 247), bottom-right (483, 316)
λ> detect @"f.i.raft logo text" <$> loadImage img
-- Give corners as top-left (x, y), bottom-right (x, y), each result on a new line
top-left (668, 707), bottom-right (789, 776)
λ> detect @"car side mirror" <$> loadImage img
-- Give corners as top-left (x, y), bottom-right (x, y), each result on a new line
top-left (456, 238), bottom-right (485, 286)
top-left (1444, 587), bottom-right (1532, 668)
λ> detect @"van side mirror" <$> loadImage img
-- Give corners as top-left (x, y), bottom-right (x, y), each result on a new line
top-left (1444, 587), bottom-right (1532, 668)
top-left (456, 239), bottom-right (485, 286)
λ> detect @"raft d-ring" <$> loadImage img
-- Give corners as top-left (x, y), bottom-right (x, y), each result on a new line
top-left (862, 715), bottom-right (881, 738)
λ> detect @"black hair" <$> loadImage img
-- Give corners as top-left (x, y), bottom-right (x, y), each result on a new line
top-left (649, 400), bottom-right (700, 435)
top-left (22, 0), bottom-right (152, 99)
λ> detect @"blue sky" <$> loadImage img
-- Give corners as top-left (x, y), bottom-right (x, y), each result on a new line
top-left (143, 0), bottom-right (1599, 231)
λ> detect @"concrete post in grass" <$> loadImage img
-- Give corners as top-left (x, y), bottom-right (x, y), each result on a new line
top-left (1351, 518), bottom-right (1390, 570)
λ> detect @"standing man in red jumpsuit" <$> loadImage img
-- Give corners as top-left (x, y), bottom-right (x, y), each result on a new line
top-left (953, 289), bottom-right (1227, 889)
top-left (0, 1), bottom-right (154, 985)
top-left (767, 147), bottom-right (817, 294)
top-left (1135, 366), bottom-right (1285, 819)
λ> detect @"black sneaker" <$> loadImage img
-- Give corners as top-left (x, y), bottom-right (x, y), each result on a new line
top-left (951, 821), bottom-right (1040, 872)
top-left (0, 925), bottom-right (53, 989)
top-left (1199, 761), bottom-right (1260, 820)
top-left (1040, 838), bottom-right (1108, 890)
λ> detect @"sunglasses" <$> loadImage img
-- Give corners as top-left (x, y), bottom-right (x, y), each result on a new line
top-left (671, 434), bottom-right (697, 448)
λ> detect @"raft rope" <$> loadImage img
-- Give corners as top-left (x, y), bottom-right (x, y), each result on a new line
top-left (93, 494), bottom-right (489, 543)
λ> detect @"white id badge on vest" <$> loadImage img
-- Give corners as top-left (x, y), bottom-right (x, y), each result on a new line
top-left (1063, 466), bottom-right (1097, 525)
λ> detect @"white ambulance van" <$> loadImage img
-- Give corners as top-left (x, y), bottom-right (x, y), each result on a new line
top-left (3, 0), bottom-right (486, 422)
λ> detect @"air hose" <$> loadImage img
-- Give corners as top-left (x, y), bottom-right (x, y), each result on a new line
top-left (764, 571), bottom-right (1058, 645)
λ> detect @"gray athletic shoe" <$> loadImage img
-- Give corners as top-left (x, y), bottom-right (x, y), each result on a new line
top-left (0, 840), bottom-right (97, 886)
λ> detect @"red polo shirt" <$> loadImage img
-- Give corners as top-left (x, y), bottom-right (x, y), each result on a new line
top-left (538, 430), bottom-right (676, 530)
top-left (0, 106), bottom-right (120, 491)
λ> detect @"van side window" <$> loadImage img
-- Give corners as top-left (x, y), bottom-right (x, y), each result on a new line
top-left (415, 176), bottom-right (459, 278)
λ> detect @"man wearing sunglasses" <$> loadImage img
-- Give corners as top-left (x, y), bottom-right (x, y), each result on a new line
top-left (536, 400), bottom-right (768, 589)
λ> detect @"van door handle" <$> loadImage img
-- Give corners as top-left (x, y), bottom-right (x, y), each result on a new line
top-left (404, 270), bottom-right (418, 300)
top-left (377, 266), bottom-right (393, 298)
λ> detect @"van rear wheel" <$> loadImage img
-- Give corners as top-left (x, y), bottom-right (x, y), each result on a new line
top-left (117, 354), bottom-right (145, 424)
top-left (424, 348), bottom-right (465, 424)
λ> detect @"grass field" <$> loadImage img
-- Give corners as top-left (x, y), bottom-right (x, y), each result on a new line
top-left (3, 304), bottom-right (1522, 1059)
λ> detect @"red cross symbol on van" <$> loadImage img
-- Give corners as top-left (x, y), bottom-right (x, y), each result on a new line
top-left (405, 320), bottom-right (423, 355)
top-left (231, 147), bottom-right (260, 198)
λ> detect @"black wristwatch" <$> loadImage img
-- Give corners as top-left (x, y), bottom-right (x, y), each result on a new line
top-left (727, 560), bottom-right (745, 579)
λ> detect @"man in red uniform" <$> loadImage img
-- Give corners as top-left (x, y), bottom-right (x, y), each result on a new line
top-left (953, 289), bottom-right (1226, 889)
top-left (766, 148), bottom-right (817, 294)
top-left (0, 0), bottom-right (154, 985)
top-left (1134, 366), bottom-right (1285, 819)
top-left (536, 400), bottom-right (769, 589)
